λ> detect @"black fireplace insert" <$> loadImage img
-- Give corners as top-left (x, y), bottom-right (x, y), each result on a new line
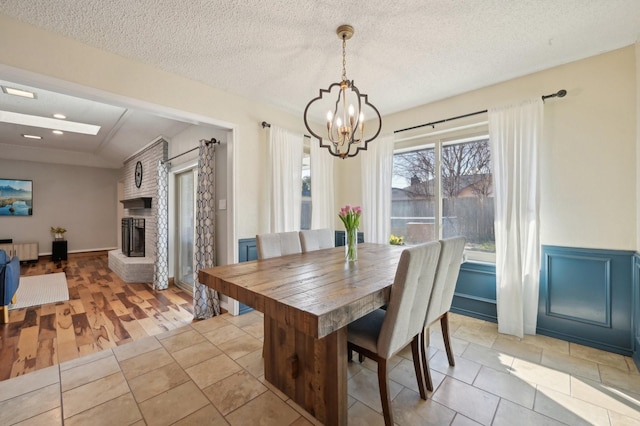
top-left (122, 217), bottom-right (145, 257)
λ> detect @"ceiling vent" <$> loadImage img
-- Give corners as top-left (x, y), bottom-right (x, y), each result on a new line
top-left (120, 197), bottom-right (152, 209)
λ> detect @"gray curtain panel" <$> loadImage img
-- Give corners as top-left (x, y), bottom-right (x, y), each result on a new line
top-left (154, 159), bottom-right (169, 290)
top-left (193, 140), bottom-right (220, 318)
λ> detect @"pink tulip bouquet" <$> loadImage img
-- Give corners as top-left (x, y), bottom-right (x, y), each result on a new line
top-left (338, 205), bottom-right (361, 231)
top-left (338, 205), bottom-right (361, 261)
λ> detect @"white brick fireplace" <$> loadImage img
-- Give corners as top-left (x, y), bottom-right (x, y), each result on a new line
top-left (108, 138), bottom-right (167, 283)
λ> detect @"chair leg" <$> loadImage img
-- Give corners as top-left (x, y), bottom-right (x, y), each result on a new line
top-left (1, 306), bottom-right (8, 324)
top-left (377, 358), bottom-right (394, 426)
top-left (348, 344), bottom-right (364, 363)
top-left (441, 312), bottom-right (455, 366)
top-left (411, 335), bottom-right (427, 399)
top-left (420, 329), bottom-right (433, 392)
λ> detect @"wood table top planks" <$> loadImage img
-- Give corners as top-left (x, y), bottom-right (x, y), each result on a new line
top-left (199, 243), bottom-right (405, 338)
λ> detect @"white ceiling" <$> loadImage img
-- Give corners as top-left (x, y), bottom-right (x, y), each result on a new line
top-left (0, 1), bottom-right (639, 167)
top-left (0, 79), bottom-right (192, 167)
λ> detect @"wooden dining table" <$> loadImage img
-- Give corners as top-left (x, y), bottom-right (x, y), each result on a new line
top-left (198, 243), bottom-right (405, 425)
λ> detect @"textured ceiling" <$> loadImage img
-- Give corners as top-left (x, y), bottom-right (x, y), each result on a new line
top-left (0, 1), bottom-right (639, 165)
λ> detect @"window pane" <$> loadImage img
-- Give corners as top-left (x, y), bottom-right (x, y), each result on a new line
top-left (391, 136), bottom-right (495, 255)
top-left (392, 145), bottom-right (437, 244)
top-left (301, 152), bottom-right (311, 230)
top-left (176, 170), bottom-right (195, 287)
top-left (441, 139), bottom-right (494, 252)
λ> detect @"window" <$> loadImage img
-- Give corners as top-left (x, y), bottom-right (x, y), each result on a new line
top-left (175, 168), bottom-right (196, 290)
top-left (301, 152), bottom-right (311, 230)
top-left (392, 135), bottom-right (494, 261)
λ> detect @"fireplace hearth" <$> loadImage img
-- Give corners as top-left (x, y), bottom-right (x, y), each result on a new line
top-left (122, 217), bottom-right (145, 257)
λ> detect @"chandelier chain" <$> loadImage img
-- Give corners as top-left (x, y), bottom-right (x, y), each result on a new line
top-left (341, 36), bottom-right (347, 82)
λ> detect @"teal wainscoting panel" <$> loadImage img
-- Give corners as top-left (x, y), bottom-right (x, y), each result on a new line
top-left (538, 245), bottom-right (634, 356)
top-left (238, 238), bottom-right (257, 263)
top-left (334, 230), bottom-right (364, 246)
top-left (451, 261), bottom-right (497, 323)
top-left (237, 238), bottom-right (257, 314)
top-left (633, 254), bottom-right (640, 368)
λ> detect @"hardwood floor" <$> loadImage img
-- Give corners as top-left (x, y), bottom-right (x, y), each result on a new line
top-left (0, 251), bottom-right (194, 382)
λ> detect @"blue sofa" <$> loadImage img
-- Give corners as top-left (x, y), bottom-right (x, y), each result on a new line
top-left (0, 249), bottom-right (20, 323)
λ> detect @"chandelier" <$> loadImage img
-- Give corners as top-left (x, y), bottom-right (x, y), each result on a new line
top-left (303, 25), bottom-right (382, 159)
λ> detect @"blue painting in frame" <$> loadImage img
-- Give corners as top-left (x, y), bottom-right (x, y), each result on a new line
top-left (0, 179), bottom-right (33, 216)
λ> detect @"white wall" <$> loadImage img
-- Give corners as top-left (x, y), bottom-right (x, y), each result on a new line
top-left (336, 46), bottom-right (637, 251)
top-left (0, 159), bottom-right (119, 254)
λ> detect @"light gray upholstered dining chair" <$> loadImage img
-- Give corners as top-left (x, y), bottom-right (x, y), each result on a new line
top-left (299, 228), bottom-right (334, 252)
top-left (347, 241), bottom-right (442, 426)
top-left (255, 231), bottom-right (302, 260)
top-left (256, 231), bottom-right (303, 358)
top-left (420, 236), bottom-right (466, 391)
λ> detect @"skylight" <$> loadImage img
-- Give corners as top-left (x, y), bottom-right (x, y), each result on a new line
top-left (1, 86), bottom-right (36, 99)
top-left (0, 110), bottom-right (100, 135)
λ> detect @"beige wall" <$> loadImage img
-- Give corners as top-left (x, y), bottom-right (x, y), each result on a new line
top-left (0, 159), bottom-right (119, 254)
top-left (1, 15), bottom-right (637, 253)
top-left (0, 14), bottom-right (305, 243)
top-left (166, 125), bottom-right (230, 266)
top-left (636, 41), bottom-right (640, 250)
top-left (337, 46), bottom-right (637, 251)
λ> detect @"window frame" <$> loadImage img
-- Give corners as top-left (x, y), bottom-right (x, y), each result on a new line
top-left (392, 127), bottom-right (495, 263)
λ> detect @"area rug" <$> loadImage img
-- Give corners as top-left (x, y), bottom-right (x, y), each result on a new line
top-left (9, 272), bottom-right (69, 310)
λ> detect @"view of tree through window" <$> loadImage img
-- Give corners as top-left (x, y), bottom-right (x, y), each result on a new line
top-left (392, 137), bottom-right (495, 254)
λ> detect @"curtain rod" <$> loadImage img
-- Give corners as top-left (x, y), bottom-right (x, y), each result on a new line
top-left (162, 138), bottom-right (219, 163)
top-left (394, 89), bottom-right (567, 134)
top-left (261, 121), bottom-right (311, 138)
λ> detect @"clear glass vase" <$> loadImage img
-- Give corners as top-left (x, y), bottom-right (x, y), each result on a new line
top-left (345, 227), bottom-right (358, 262)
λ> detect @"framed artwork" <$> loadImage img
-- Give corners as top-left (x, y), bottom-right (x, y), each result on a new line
top-left (0, 179), bottom-right (33, 216)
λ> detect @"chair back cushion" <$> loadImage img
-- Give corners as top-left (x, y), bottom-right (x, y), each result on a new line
top-left (377, 241), bottom-right (441, 358)
top-left (424, 236), bottom-right (466, 326)
top-left (256, 231), bottom-right (302, 259)
top-left (299, 229), bottom-right (334, 252)
top-left (0, 249), bottom-right (7, 265)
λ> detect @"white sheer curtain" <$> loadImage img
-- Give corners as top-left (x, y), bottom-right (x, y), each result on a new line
top-left (268, 125), bottom-right (304, 232)
top-left (360, 134), bottom-right (395, 244)
top-left (489, 98), bottom-right (543, 338)
top-left (310, 139), bottom-right (335, 230)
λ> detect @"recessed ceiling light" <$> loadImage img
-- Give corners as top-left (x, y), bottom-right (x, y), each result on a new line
top-left (52, 130), bottom-right (64, 135)
top-left (0, 110), bottom-right (100, 135)
top-left (53, 113), bottom-right (66, 119)
top-left (2, 86), bottom-right (36, 99)
top-left (22, 134), bottom-right (42, 139)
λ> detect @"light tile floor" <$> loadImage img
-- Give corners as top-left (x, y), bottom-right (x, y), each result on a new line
top-left (1, 311), bottom-right (639, 425)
